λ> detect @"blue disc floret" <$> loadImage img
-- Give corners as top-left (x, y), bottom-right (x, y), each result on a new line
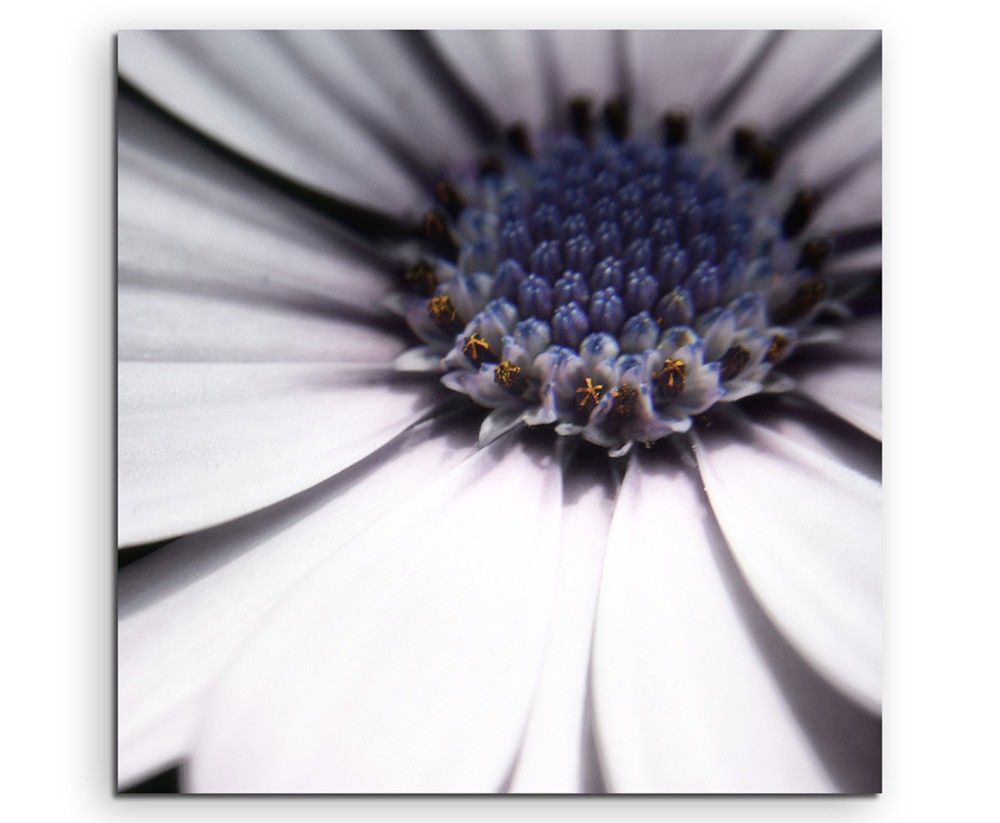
top-left (397, 97), bottom-right (839, 451)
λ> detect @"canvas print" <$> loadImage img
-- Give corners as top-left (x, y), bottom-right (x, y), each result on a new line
top-left (116, 29), bottom-right (882, 794)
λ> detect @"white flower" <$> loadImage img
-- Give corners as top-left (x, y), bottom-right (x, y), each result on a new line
top-left (117, 30), bottom-right (882, 793)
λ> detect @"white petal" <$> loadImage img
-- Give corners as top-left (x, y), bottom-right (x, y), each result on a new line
top-left (544, 30), bottom-right (621, 104)
top-left (810, 315), bottom-right (881, 361)
top-left (276, 31), bottom-right (479, 174)
top-left (430, 30), bottom-right (552, 132)
top-left (394, 346), bottom-right (443, 372)
top-left (118, 93), bottom-right (397, 307)
top-left (592, 449), bottom-right (833, 792)
top-left (822, 162), bottom-right (882, 228)
top-left (788, 82), bottom-right (881, 191)
top-left (118, 285), bottom-right (404, 364)
top-left (840, 315), bottom-right (882, 360)
top-left (118, 362), bottom-right (439, 544)
top-left (187, 437), bottom-right (563, 792)
top-left (118, 96), bottom-right (405, 363)
top-left (478, 407), bottom-right (524, 446)
top-left (742, 395), bottom-right (881, 486)
top-left (828, 244), bottom-right (883, 280)
top-left (693, 420), bottom-right (882, 711)
top-left (795, 355), bottom-right (882, 441)
top-left (118, 31), bottom-right (427, 215)
top-left (117, 416), bottom-right (479, 787)
top-left (627, 30), bottom-right (767, 129)
top-left (718, 31), bottom-right (879, 135)
top-left (510, 475), bottom-right (615, 793)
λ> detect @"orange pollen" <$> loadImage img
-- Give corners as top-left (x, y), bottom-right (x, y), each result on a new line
top-left (654, 357), bottom-right (687, 396)
top-left (429, 294), bottom-right (456, 323)
top-left (405, 261), bottom-right (438, 295)
top-left (575, 376), bottom-right (604, 409)
top-left (611, 384), bottom-right (639, 417)
top-left (462, 333), bottom-right (491, 362)
top-left (493, 360), bottom-right (525, 393)
top-left (422, 209), bottom-right (447, 237)
top-left (767, 334), bottom-right (789, 363)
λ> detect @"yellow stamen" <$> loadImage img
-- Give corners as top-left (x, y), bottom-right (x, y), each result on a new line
top-left (720, 344), bottom-right (751, 381)
top-left (462, 333), bottom-right (491, 363)
top-left (575, 376), bottom-right (604, 410)
top-left (611, 384), bottom-right (638, 417)
top-left (767, 334), bottom-right (789, 363)
top-left (405, 261), bottom-right (438, 295)
top-left (428, 294), bottom-right (457, 326)
top-left (653, 357), bottom-right (687, 398)
top-left (494, 360), bottom-right (526, 394)
top-left (773, 276), bottom-right (828, 323)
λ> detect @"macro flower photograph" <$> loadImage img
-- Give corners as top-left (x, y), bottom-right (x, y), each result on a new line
top-left (116, 28), bottom-right (882, 794)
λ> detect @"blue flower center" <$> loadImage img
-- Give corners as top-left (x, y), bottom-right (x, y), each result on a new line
top-left (400, 104), bottom-right (834, 452)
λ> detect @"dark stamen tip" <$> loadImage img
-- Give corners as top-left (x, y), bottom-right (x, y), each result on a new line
top-left (782, 187), bottom-right (822, 238)
top-left (404, 259), bottom-right (438, 295)
top-left (732, 125), bottom-right (759, 161)
top-left (662, 109), bottom-right (690, 146)
top-left (747, 139), bottom-right (781, 181)
top-left (772, 276), bottom-right (829, 324)
top-left (602, 95), bottom-right (630, 141)
top-left (568, 96), bottom-right (594, 142)
top-left (798, 237), bottom-right (833, 271)
top-left (420, 209), bottom-right (459, 259)
top-left (433, 179), bottom-right (465, 218)
top-left (731, 124), bottom-right (781, 181)
top-left (766, 333), bottom-right (790, 363)
top-left (477, 154), bottom-right (504, 179)
top-left (504, 123), bottom-right (533, 157)
top-left (720, 345), bottom-right (751, 381)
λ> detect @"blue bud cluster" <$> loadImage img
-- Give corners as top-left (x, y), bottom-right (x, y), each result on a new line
top-left (401, 126), bottom-right (831, 452)
top-left (491, 140), bottom-right (749, 332)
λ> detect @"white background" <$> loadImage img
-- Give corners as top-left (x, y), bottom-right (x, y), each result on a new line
top-left (3, 0), bottom-right (998, 819)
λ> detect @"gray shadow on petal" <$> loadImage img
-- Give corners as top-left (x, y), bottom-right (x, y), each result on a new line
top-left (771, 35), bottom-right (881, 152)
top-left (396, 30), bottom-right (502, 144)
top-left (819, 145), bottom-right (881, 207)
top-left (684, 419), bottom-right (881, 793)
top-left (118, 401), bottom-right (479, 616)
top-left (118, 92), bottom-right (396, 271)
top-left (739, 394), bottom-right (881, 483)
top-left (119, 264), bottom-right (408, 337)
top-left (562, 440), bottom-right (617, 795)
top-left (578, 667), bottom-right (609, 793)
top-left (265, 32), bottom-right (440, 190)
top-left (559, 435), bottom-right (625, 507)
top-left (500, 434), bottom-right (615, 795)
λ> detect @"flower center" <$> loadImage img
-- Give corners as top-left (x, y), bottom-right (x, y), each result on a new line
top-left (399, 98), bottom-right (836, 451)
